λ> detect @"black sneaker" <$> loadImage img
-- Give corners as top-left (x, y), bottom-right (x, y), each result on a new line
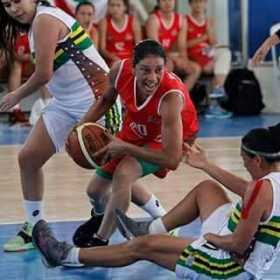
top-left (72, 209), bottom-right (104, 247)
top-left (32, 220), bottom-right (73, 267)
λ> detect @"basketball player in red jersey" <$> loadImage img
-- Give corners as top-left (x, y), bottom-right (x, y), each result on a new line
top-left (146, 0), bottom-right (200, 91)
top-left (99, 0), bottom-right (142, 66)
top-left (186, 0), bottom-right (231, 96)
top-left (72, 39), bottom-right (199, 247)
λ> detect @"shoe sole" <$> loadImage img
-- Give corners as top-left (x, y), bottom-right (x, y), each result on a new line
top-left (4, 244), bottom-right (35, 252)
top-left (115, 214), bottom-right (134, 240)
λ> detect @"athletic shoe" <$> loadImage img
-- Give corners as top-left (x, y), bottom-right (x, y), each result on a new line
top-left (32, 220), bottom-right (73, 267)
top-left (4, 222), bottom-right (35, 252)
top-left (209, 87), bottom-right (226, 99)
top-left (72, 209), bottom-right (103, 247)
top-left (80, 236), bottom-right (108, 247)
top-left (205, 106), bottom-right (233, 119)
top-left (115, 209), bottom-right (151, 240)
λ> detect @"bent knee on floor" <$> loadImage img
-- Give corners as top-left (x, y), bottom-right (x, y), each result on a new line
top-left (196, 179), bottom-right (229, 202)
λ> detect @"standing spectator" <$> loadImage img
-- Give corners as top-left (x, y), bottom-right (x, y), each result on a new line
top-left (99, 0), bottom-right (142, 66)
top-left (186, 0), bottom-right (232, 118)
top-left (75, 2), bottom-right (99, 47)
top-left (146, 0), bottom-right (200, 91)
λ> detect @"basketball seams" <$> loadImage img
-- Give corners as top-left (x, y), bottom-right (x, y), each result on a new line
top-left (76, 124), bottom-right (99, 168)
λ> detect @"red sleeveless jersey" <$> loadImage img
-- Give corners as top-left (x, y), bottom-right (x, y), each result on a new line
top-left (186, 15), bottom-right (212, 66)
top-left (106, 15), bottom-right (135, 61)
top-left (154, 11), bottom-right (182, 52)
top-left (115, 59), bottom-right (199, 144)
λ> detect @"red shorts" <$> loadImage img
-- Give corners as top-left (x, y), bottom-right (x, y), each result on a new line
top-left (189, 50), bottom-right (213, 67)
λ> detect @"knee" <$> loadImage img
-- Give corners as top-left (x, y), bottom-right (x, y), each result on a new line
top-left (113, 157), bottom-right (140, 188)
top-left (192, 63), bottom-right (202, 76)
top-left (86, 175), bottom-right (109, 199)
top-left (18, 147), bottom-right (40, 170)
top-left (195, 179), bottom-right (224, 195)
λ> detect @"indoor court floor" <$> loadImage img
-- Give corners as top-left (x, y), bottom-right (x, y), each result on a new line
top-left (1, 113), bottom-right (280, 280)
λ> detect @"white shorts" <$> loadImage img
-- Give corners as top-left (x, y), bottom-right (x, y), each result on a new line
top-left (41, 98), bottom-right (105, 152)
top-left (175, 203), bottom-right (255, 280)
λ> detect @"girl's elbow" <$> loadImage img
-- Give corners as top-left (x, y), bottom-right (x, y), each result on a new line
top-left (167, 157), bottom-right (181, 170)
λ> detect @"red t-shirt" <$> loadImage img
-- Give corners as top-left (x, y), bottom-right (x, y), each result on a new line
top-left (186, 15), bottom-right (213, 66)
top-left (115, 59), bottom-right (199, 144)
top-left (106, 15), bottom-right (135, 62)
top-left (154, 11), bottom-right (182, 52)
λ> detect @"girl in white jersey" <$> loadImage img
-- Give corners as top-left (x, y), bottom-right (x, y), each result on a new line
top-left (0, 0), bottom-right (165, 252)
top-left (33, 123), bottom-right (280, 280)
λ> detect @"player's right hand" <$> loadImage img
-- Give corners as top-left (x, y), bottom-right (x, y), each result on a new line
top-left (183, 143), bottom-right (208, 169)
top-left (0, 92), bottom-right (21, 112)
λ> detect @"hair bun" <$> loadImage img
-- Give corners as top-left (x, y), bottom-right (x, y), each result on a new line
top-left (268, 123), bottom-right (280, 151)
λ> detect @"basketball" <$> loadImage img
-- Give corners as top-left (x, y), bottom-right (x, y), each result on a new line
top-left (66, 123), bottom-right (110, 169)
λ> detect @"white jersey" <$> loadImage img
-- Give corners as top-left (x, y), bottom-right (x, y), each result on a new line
top-left (244, 172), bottom-right (280, 278)
top-left (177, 172), bottom-right (280, 279)
top-left (28, 5), bottom-right (109, 108)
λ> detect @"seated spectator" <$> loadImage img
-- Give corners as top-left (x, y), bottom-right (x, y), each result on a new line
top-left (75, 1), bottom-right (99, 47)
top-left (186, 0), bottom-right (232, 118)
top-left (98, 0), bottom-right (142, 66)
top-left (146, 0), bottom-right (200, 91)
top-left (8, 32), bottom-right (33, 124)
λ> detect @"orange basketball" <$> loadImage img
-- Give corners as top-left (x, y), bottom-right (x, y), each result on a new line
top-left (66, 123), bottom-right (110, 169)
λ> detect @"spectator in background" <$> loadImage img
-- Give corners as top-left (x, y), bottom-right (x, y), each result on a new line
top-left (146, 0), bottom-right (200, 91)
top-left (186, 0), bottom-right (232, 118)
top-left (75, 1), bottom-right (99, 47)
top-left (99, 0), bottom-right (142, 66)
top-left (8, 32), bottom-right (33, 124)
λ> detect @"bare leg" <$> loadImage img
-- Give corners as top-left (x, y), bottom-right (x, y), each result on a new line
top-left (80, 234), bottom-right (191, 270)
top-left (19, 117), bottom-right (56, 200)
top-left (97, 157), bottom-right (142, 240)
top-left (183, 61), bottom-right (201, 91)
top-left (131, 182), bottom-right (153, 206)
top-left (162, 180), bottom-right (230, 231)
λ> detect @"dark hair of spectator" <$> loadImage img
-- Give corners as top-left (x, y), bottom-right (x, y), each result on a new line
top-left (241, 123), bottom-right (280, 163)
top-left (133, 39), bottom-right (166, 66)
top-left (75, 1), bottom-right (95, 15)
top-left (0, 0), bottom-right (51, 61)
top-left (108, 0), bottom-right (130, 13)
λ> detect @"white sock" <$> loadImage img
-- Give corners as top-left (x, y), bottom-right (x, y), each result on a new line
top-left (63, 247), bottom-right (81, 265)
top-left (141, 195), bottom-right (166, 218)
top-left (23, 200), bottom-right (44, 226)
top-left (148, 218), bottom-right (167, 234)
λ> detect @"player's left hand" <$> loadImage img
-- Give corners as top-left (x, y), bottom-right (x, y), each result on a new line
top-left (0, 91), bottom-right (21, 112)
